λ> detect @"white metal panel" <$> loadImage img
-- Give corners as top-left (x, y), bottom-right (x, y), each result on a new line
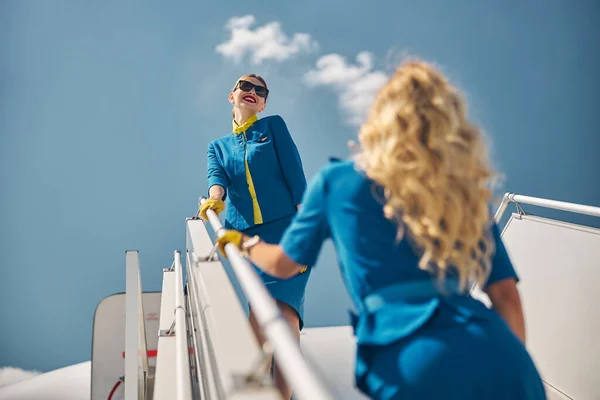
top-left (174, 252), bottom-right (193, 400)
top-left (300, 327), bottom-right (368, 400)
top-left (501, 214), bottom-right (600, 399)
top-left (91, 292), bottom-right (160, 400)
top-left (137, 272), bottom-right (148, 400)
top-left (158, 272), bottom-right (175, 333)
top-left (545, 385), bottom-right (573, 400)
top-left (186, 253), bottom-right (221, 399)
top-left (186, 218), bottom-right (284, 399)
top-left (186, 220), bottom-right (263, 391)
top-left (154, 270), bottom-right (177, 400)
top-left (125, 250), bottom-right (147, 400)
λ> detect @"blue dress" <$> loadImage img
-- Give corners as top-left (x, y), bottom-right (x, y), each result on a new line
top-left (243, 214), bottom-right (310, 329)
top-left (279, 160), bottom-right (546, 400)
top-left (206, 115), bottom-right (311, 329)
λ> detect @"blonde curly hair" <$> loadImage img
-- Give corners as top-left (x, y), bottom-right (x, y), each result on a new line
top-left (355, 60), bottom-right (495, 291)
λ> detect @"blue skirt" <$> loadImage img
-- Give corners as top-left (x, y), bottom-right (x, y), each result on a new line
top-left (354, 301), bottom-right (547, 400)
top-left (242, 214), bottom-right (311, 330)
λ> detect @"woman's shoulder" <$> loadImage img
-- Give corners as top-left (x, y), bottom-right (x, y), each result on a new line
top-left (260, 114), bottom-right (285, 123)
top-left (258, 114), bottom-right (287, 131)
top-left (316, 158), bottom-right (362, 184)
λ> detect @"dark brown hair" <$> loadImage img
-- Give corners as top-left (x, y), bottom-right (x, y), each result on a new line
top-left (231, 74), bottom-right (268, 119)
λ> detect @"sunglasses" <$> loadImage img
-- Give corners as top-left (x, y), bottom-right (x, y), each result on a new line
top-left (236, 80), bottom-right (269, 98)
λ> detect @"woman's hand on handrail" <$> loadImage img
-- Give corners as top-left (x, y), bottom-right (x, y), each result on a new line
top-left (215, 230), bottom-right (244, 258)
top-left (216, 230), bottom-right (306, 279)
top-left (200, 198), bottom-right (225, 220)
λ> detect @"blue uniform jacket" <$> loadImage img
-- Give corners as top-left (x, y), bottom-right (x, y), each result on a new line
top-left (207, 115), bottom-right (307, 231)
top-left (280, 160), bottom-right (519, 346)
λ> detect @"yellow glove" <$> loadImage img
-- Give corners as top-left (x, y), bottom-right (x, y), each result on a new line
top-left (215, 230), bottom-right (244, 259)
top-left (200, 198), bottom-right (225, 220)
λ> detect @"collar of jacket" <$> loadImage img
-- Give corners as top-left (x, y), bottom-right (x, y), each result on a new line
top-left (232, 114), bottom-right (258, 135)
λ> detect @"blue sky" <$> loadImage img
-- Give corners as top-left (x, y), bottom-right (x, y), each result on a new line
top-left (1, 1), bottom-right (599, 371)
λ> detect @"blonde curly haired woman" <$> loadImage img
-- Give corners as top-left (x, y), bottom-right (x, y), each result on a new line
top-left (216, 61), bottom-right (546, 399)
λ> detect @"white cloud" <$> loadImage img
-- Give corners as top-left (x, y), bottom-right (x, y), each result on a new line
top-left (305, 52), bottom-right (388, 126)
top-left (0, 367), bottom-right (41, 388)
top-left (216, 15), bottom-right (318, 64)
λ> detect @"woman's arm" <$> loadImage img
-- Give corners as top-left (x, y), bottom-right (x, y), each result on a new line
top-left (482, 222), bottom-right (527, 343)
top-left (247, 241), bottom-right (304, 279)
top-left (209, 185), bottom-right (225, 200)
top-left (484, 278), bottom-right (526, 343)
top-left (217, 168), bottom-right (331, 278)
top-left (207, 142), bottom-right (228, 199)
top-left (200, 142), bottom-right (228, 219)
top-left (249, 169), bottom-right (330, 276)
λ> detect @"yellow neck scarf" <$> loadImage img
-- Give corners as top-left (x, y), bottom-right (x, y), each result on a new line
top-left (232, 114), bottom-right (258, 135)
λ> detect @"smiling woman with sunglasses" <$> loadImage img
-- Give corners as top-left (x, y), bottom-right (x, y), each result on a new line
top-left (200, 74), bottom-right (309, 400)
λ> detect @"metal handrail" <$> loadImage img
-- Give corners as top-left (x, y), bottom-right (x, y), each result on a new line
top-left (174, 251), bottom-right (193, 400)
top-left (187, 250), bottom-right (223, 399)
top-left (199, 197), bottom-right (334, 400)
top-left (495, 192), bottom-right (600, 223)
